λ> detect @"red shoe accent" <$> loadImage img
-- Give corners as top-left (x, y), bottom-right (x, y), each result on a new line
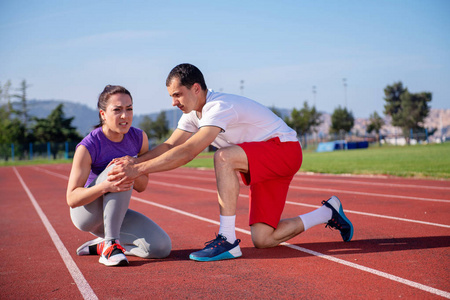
top-left (102, 243), bottom-right (126, 259)
top-left (96, 242), bottom-right (105, 255)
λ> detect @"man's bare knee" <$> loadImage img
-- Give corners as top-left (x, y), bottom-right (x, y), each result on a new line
top-left (214, 146), bottom-right (248, 172)
top-left (251, 223), bottom-right (277, 249)
top-left (252, 236), bottom-right (272, 249)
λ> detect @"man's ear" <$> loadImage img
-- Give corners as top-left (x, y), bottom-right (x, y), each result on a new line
top-left (193, 82), bottom-right (201, 94)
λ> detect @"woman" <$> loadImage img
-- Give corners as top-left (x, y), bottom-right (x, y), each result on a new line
top-left (67, 85), bottom-right (171, 266)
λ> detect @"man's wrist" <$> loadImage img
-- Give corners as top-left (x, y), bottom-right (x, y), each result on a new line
top-left (135, 162), bottom-right (146, 177)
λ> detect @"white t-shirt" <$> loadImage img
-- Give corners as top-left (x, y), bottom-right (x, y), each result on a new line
top-left (177, 90), bottom-right (298, 148)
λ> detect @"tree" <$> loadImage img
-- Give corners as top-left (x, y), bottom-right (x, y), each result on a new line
top-left (330, 106), bottom-right (354, 138)
top-left (0, 81), bottom-right (27, 160)
top-left (383, 82), bottom-right (406, 118)
top-left (32, 104), bottom-right (82, 158)
top-left (13, 80), bottom-right (31, 129)
top-left (0, 105), bottom-right (27, 160)
top-left (383, 81), bottom-right (432, 143)
top-left (366, 111), bottom-right (385, 146)
top-left (139, 111), bottom-right (170, 142)
top-left (285, 101), bottom-right (322, 148)
top-left (1, 80), bottom-right (13, 112)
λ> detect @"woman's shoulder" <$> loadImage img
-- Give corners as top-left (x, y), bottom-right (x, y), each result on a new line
top-left (128, 126), bottom-right (143, 135)
top-left (124, 126), bottom-right (144, 147)
top-left (80, 127), bottom-right (103, 144)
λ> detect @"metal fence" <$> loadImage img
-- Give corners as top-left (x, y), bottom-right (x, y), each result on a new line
top-left (0, 128), bottom-right (438, 161)
top-left (0, 141), bottom-right (80, 161)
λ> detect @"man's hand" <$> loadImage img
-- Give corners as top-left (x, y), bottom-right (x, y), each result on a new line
top-left (107, 156), bottom-right (140, 185)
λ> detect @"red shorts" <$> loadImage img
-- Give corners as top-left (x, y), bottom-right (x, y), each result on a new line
top-left (238, 137), bottom-right (302, 228)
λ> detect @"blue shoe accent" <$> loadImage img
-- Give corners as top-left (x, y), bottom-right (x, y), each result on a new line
top-left (190, 234), bottom-right (242, 262)
top-left (322, 196), bottom-right (354, 242)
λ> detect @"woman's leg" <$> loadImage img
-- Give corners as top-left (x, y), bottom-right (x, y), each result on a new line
top-left (120, 209), bottom-right (172, 259)
top-left (70, 195), bottom-right (104, 237)
top-left (70, 164), bottom-right (130, 239)
top-left (70, 164), bottom-right (171, 259)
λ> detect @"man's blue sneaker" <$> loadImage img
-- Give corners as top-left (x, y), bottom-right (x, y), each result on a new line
top-left (322, 196), bottom-right (354, 242)
top-left (190, 234), bottom-right (242, 262)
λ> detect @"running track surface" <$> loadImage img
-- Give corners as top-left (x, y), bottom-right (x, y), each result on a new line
top-left (1, 164), bottom-right (449, 299)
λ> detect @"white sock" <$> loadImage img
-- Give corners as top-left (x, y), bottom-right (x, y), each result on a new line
top-left (299, 205), bottom-right (332, 231)
top-left (219, 215), bottom-right (236, 243)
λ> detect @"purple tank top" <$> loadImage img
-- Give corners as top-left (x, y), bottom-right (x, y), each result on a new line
top-left (77, 126), bottom-right (144, 187)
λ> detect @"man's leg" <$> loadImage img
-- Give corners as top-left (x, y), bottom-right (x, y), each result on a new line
top-left (250, 218), bottom-right (305, 248)
top-left (214, 145), bottom-right (248, 217)
top-left (251, 195), bottom-right (354, 248)
top-left (189, 146), bottom-right (247, 262)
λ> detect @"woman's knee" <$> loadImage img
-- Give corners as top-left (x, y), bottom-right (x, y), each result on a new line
top-left (137, 234), bottom-right (171, 259)
top-left (152, 234), bottom-right (172, 258)
top-left (70, 207), bottom-right (102, 233)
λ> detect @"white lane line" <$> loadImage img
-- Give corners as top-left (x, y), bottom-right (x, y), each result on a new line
top-left (33, 166), bottom-right (450, 297)
top-left (292, 176), bottom-right (450, 191)
top-left (151, 173), bottom-right (450, 203)
top-left (155, 169), bottom-right (450, 191)
top-left (13, 167), bottom-right (98, 300)
top-left (148, 180), bottom-right (450, 228)
top-left (32, 168), bottom-right (450, 229)
top-left (290, 186), bottom-right (450, 203)
top-left (131, 195), bottom-right (450, 299)
top-left (286, 202), bottom-right (450, 229)
top-left (36, 167), bottom-right (450, 203)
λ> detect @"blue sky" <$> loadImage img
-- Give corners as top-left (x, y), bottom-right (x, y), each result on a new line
top-left (1, 0), bottom-right (449, 118)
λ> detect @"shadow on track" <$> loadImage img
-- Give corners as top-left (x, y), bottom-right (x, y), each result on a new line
top-left (125, 235), bottom-right (450, 265)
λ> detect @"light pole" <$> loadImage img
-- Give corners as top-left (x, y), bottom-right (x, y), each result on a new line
top-left (312, 85), bottom-right (317, 107)
top-left (343, 78), bottom-right (347, 109)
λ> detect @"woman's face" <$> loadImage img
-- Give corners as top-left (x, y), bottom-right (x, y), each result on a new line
top-left (100, 93), bottom-right (133, 139)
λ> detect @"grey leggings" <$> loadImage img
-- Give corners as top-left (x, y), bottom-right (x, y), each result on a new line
top-left (70, 165), bottom-right (171, 258)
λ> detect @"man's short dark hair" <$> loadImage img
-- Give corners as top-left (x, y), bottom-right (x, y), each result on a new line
top-left (166, 63), bottom-right (207, 90)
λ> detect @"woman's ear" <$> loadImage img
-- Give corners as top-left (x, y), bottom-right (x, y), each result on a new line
top-left (100, 109), bottom-right (106, 121)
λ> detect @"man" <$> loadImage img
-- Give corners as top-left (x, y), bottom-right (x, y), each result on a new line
top-left (109, 63), bottom-right (354, 262)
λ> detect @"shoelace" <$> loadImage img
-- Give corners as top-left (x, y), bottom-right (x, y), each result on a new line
top-left (204, 234), bottom-right (227, 249)
top-left (321, 200), bottom-right (343, 231)
top-left (102, 243), bottom-right (126, 259)
top-left (325, 218), bottom-right (342, 230)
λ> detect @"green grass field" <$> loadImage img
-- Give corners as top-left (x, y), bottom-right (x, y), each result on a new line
top-left (3, 143), bottom-right (449, 179)
top-left (186, 143), bottom-right (450, 179)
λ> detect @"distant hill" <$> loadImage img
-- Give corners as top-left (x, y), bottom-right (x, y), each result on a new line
top-left (9, 99), bottom-right (449, 140)
top-left (11, 100), bottom-right (184, 136)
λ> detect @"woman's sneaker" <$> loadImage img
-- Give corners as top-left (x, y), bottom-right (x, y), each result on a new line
top-left (189, 234), bottom-right (242, 262)
top-left (322, 196), bottom-right (354, 242)
top-left (76, 237), bottom-right (105, 256)
top-left (99, 240), bottom-right (128, 266)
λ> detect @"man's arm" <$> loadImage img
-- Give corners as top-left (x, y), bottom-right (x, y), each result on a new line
top-left (136, 128), bottom-right (193, 163)
top-left (109, 126), bottom-right (221, 182)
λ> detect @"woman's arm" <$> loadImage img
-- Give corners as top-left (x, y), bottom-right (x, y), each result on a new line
top-left (66, 145), bottom-right (133, 208)
top-left (133, 131), bottom-right (150, 193)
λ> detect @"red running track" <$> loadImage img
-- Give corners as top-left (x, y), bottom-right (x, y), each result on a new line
top-left (1, 164), bottom-right (449, 299)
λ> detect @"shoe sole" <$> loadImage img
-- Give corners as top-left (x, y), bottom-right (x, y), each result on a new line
top-left (326, 196), bottom-right (354, 242)
top-left (337, 202), bottom-right (354, 242)
top-left (189, 250), bottom-right (242, 262)
top-left (99, 256), bottom-right (129, 267)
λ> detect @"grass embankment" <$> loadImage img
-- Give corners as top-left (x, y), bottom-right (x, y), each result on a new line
top-left (1, 158), bottom-right (71, 167)
top-left (186, 143), bottom-right (450, 179)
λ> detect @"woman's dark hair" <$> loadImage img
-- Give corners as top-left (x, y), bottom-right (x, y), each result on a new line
top-left (95, 85), bottom-right (132, 128)
top-left (165, 63), bottom-right (207, 90)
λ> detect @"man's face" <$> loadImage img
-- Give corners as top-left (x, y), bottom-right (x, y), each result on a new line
top-left (167, 78), bottom-right (199, 113)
